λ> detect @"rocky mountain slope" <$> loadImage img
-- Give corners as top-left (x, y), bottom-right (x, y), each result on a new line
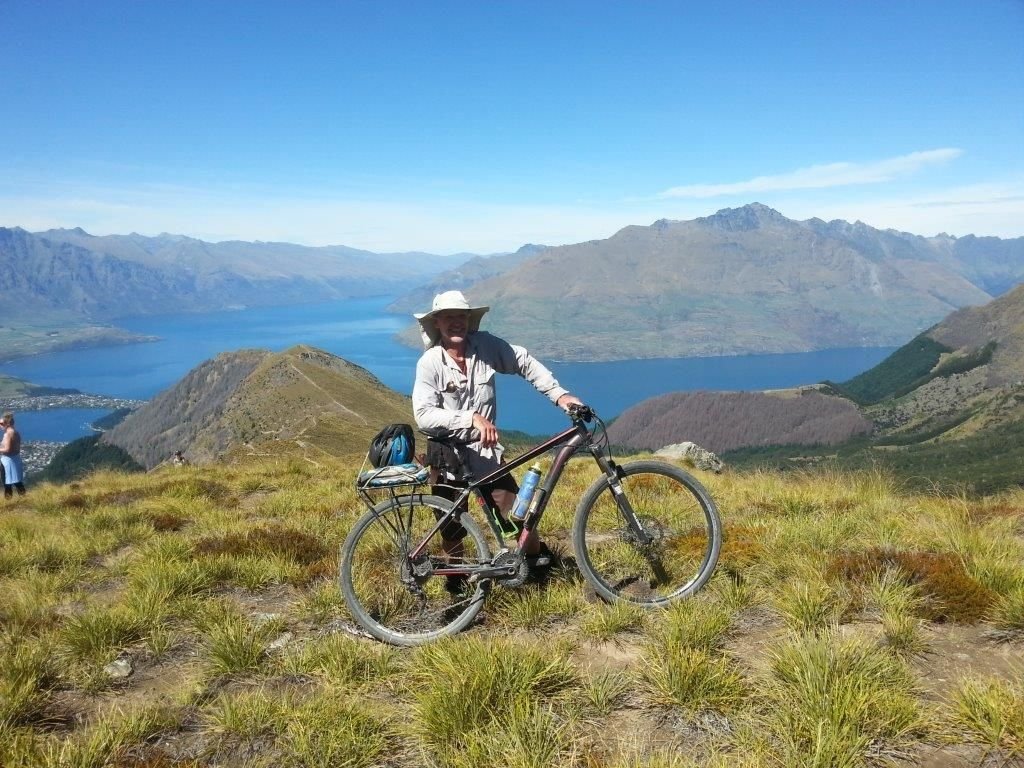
top-left (398, 203), bottom-right (1023, 361)
top-left (102, 345), bottom-right (414, 468)
top-left (613, 285), bottom-right (1024, 492)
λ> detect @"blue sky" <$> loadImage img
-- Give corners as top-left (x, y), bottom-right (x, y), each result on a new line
top-left (1, 0), bottom-right (1022, 252)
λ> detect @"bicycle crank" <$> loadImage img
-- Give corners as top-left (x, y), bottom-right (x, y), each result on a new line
top-left (468, 552), bottom-right (529, 587)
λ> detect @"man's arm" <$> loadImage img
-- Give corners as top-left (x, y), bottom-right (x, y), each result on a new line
top-left (484, 333), bottom-right (571, 406)
top-left (0, 429), bottom-right (10, 456)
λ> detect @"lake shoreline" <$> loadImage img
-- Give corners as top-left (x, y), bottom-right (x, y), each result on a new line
top-left (0, 297), bottom-right (898, 440)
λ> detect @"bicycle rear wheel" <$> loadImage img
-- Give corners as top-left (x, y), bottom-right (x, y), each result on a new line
top-left (572, 460), bottom-right (721, 606)
top-left (339, 494), bottom-right (492, 646)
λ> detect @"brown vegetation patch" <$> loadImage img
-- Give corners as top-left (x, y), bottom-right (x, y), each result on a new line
top-left (607, 389), bottom-right (872, 453)
top-left (718, 525), bottom-right (767, 580)
top-left (827, 548), bottom-right (997, 623)
top-left (98, 489), bottom-right (153, 506)
top-left (150, 513), bottom-right (189, 532)
top-left (194, 524), bottom-right (329, 568)
top-left (302, 553), bottom-right (339, 582)
top-left (59, 492), bottom-right (90, 509)
top-left (965, 501), bottom-right (1024, 524)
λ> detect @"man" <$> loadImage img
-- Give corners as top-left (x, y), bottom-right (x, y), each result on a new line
top-left (411, 290), bottom-right (582, 561)
top-left (0, 412), bottom-right (26, 498)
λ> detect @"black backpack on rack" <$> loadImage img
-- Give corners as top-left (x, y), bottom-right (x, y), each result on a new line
top-left (368, 423), bottom-right (415, 468)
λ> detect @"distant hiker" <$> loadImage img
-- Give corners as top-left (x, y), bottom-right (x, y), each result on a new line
top-left (0, 412), bottom-right (26, 498)
top-left (412, 290), bottom-right (583, 568)
top-left (171, 450), bottom-right (188, 466)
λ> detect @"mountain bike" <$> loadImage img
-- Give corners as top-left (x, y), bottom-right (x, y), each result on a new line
top-left (339, 404), bottom-right (722, 646)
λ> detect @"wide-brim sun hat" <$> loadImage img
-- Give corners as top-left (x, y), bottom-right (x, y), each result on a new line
top-left (413, 290), bottom-right (490, 348)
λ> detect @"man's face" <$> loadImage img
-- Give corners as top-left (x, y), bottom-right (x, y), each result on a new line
top-left (434, 310), bottom-right (470, 346)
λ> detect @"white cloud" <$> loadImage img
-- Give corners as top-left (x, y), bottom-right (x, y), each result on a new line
top-left (660, 148), bottom-right (964, 198)
top-left (785, 181), bottom-right (1024, 238)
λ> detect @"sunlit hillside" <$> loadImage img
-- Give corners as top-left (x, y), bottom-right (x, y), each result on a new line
top-left (102, 345), bottom-right (414, 469)
top-left (2, 454), bottom-right (1022, 766)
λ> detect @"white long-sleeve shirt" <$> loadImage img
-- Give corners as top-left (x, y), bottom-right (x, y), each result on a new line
top-left (412, 331), bottom-right (568, 476)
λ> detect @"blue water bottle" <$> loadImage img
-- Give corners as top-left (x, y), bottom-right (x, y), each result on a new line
top-left (511, 464), bottom-right (542, 521)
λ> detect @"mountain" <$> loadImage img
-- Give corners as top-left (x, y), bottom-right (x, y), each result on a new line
top-left (102, 345), bottom-right (414, 468)
top-left (387, 243), bottom-right (548, 316)
top-left (625, 285), bottom-right (1024, 493)
top-left (399, 204), bottom-right (1023, 361)
top-left (607, 389), bottom-right (873, 454)
top-left (831, 283), bottom-right (1024, 441)
top-left (0, 227), bottom-right (470, 358)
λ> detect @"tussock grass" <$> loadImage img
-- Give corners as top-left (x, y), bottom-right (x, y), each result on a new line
top-left (639, 598), bottom-right (743, 712)
top-left (583, 669), bottom-right (631, 716)
top-left (640, 645), bottom-right (745, 713)
top-left (952, 676), bottom-right (1024, 752)
top-left (440, 697), bottom-right (574, 768)
top-left (0, 636), bottom-right (59, 726)
top-left (579, 600), bottom-right (646, 641)
top-left (760, 631), bottom-right (921, 766)
top-left (773, 578), bottom-right (847, 633)
top-left (4, 454), bottom-right (1023, 765)
top-left (407, 635), bottom-right (579, 762)
top-left (284, 688), bottom-right (391, 768)
top-left (0, 568), bottom-right (83, 632)
top-left (32, 705), bottom-right (177, 768)
top-left (989, 586), bottom-right (1024, 638)
top-left (867, 571), bottom-right (927, 655)
top-left (204, 686), bottom-right (290, 738)
top-left (277, 633), bottom-right (398, 686)
top-left (60, 605), bottom-right (145, 664)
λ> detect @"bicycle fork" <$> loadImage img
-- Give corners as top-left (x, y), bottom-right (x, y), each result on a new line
top-left (593, 454), bottom-right (654, 546)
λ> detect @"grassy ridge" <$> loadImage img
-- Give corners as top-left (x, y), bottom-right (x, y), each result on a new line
top-left (2, 456), bottom-right (1023, 765)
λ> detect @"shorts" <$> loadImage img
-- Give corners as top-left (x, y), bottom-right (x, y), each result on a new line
top-left (429, 466), bottom-right (519, 541)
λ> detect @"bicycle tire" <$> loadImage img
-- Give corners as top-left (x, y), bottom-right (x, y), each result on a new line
top-left (572, 460), bottom-right (721, 606)
top-left (339, 494), bottom-right (492, 646)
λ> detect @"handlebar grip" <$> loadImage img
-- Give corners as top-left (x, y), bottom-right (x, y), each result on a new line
top-left (568, 403), bottom-right (594, 423)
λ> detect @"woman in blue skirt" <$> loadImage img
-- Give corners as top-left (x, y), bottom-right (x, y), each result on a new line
top-left (0, 412), bottom-right (26, 498)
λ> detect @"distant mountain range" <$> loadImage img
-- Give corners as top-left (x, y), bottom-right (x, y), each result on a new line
top-left (101, 345), bottom-right (414, 468)
top-left (393, 203), bottom-right (1024, 360)
top-left (0, 227), bottom-right (474, 358)
top-left (4, 204), bottom-right (1024, 363)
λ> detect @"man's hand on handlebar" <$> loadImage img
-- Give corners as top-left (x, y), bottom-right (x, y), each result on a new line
top-left (557, 394), bottom-right (584, 412)
top-left (566, 401), bottom-right (594, 422)
top-left (471, 412), bottom-right (499, 448)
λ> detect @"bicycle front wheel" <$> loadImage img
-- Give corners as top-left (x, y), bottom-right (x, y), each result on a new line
top-left (339, 494), bottom-right (492, 646)
top-left (572, 460), bottom-right (721, 606)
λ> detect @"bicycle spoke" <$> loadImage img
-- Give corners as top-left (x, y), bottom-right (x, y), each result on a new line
top-left (341, 494), bottom-right (492, 645)
top-left (573, 461), bottom-right (721, 605)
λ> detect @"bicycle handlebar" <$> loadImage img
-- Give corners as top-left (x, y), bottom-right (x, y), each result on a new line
top-left (568, 403), bottom-right (595, 423)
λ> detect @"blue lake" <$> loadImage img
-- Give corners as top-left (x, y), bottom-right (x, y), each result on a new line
top-left (2, 296), bottom-right (895, 440)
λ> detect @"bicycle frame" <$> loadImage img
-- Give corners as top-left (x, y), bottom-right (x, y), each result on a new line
top-left (407, 417), bottom-right (651, 579)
